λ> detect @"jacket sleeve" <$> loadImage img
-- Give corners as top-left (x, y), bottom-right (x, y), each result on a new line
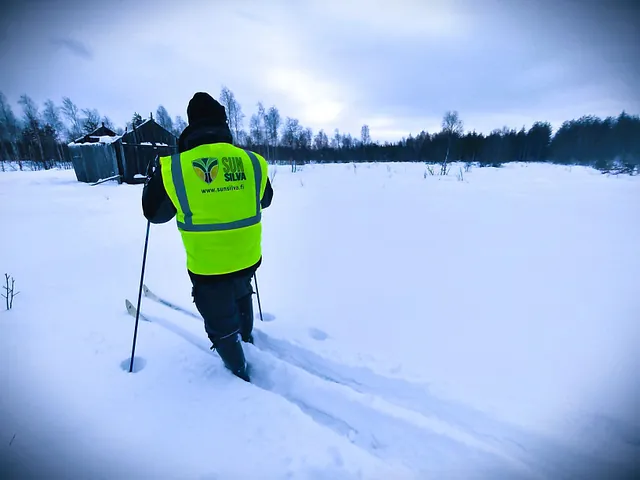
top-left (261, 177), bottom-right (273, 209)
top-left (142, 163), bottom-right (177, 224)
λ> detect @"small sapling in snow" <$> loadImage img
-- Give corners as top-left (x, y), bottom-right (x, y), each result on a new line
top-left (2, 273), bottom-right (19, 310)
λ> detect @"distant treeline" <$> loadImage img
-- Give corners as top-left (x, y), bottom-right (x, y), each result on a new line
top-left (1, 88), bottom-right (639, 174)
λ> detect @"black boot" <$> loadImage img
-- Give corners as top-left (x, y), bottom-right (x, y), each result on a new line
top-left (212, 333), bottom-right (250, 382)
top-left (238, 294), bottom-right (254, 344)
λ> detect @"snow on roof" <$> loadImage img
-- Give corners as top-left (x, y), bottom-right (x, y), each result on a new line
top-left (121, 118), bottom-right (152, 138)
top-left (96, 135), bottom-right (121, 144)
top-left (68, 135), bottom-right (123, 147)
top-left (132, 118), bottom-right (152, 129)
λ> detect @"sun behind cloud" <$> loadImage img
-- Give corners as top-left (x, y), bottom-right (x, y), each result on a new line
top-left (265, 67), bottom-right (345, 125)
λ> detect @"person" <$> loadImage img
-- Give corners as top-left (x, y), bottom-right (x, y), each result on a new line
top-left (141, 92), bottom-right (273, 382)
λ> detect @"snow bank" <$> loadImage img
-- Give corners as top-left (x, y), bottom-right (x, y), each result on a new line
top-left (0, 162), bottom-right (638, 479)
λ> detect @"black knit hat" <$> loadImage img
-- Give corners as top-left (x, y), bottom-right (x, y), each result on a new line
top-left (186, 92), bottom-right (228, 125)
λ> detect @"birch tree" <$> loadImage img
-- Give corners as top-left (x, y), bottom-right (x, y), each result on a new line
top-left (61, 97), bottom-right (82, 141)
top-left (219, 86), bottom-right (245, 143)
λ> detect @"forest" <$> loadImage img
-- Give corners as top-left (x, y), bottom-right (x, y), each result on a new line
top-left (1, 86), bottom-right (638, 174)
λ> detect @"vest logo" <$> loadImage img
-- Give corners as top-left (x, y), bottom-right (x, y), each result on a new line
top-left (192, 157), bottom-right (219, 184)
top-left (222, 157), bottom-right (247, 182)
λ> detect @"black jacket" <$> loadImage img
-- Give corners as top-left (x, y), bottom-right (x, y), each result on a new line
top-left (142, 120), bottom-right (274, 282)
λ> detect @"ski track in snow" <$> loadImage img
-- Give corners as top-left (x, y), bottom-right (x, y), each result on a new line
top-left (246, 347), bottom-right (539, 479)
top-left (138, 309), bottom-right (535, 478)
top-left (251, 330), bottom-right (640, 479)
top-left (136, 290), bottom-right (640, 479)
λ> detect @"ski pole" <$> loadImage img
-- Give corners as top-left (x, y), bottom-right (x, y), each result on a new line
top-left (129, 220), bottom-right (151, 372)
top-left (253, 272), bottom-right (263, 322)
top-left (129, 153), bottom-right (164, 372)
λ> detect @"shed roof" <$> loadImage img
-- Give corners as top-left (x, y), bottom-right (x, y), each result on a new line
top-left (69, 122), bottom-right (120, 146)
top-left (122, 117), bottom-right (176, 139)
top-left (68, 135), bottom-right (122, 147)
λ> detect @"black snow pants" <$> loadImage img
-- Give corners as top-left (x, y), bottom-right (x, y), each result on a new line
top-left (190, 273), bottom-right (255, 344)
top-left (189, 273), bottom-right (255, 381)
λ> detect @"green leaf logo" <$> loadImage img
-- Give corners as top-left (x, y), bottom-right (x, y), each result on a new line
top-left (192, 157), bottom-right (219, 184)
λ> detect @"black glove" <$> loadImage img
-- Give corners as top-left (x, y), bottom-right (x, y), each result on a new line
top-left (145, 155), bottom-right (159, 184)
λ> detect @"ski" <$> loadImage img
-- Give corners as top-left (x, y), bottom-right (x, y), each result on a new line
top-left (142, 284), bottom-right (201, 321)
top-left (91, 175), bottom-right (121, 186)
top-left (125, 299), bottom-right (152, 322)
top-left (143, 284), bottom-right (275, 322)
top-left (123, 300), bottom-right (226, 360)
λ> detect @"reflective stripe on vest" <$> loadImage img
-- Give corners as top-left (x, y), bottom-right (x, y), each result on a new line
top-left (170, 149), bottom-right (262, 232)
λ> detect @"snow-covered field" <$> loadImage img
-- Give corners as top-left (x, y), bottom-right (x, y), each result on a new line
top-left (1, 162), bottom-right (639, 479)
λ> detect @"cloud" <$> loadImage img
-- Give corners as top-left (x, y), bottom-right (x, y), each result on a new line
top-left (271, 0), bottom-right (640, 138)
top-left (0, 0), bottom-right (637, 142)
top-left (50, 37), bottom-right (93, 60)
top-left (264, 67), bottom-right (346, 125)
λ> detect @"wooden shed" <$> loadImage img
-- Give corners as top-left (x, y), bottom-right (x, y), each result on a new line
top-left (68, 117), bottom-right (178, 184)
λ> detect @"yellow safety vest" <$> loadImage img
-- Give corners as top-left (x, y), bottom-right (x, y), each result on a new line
top-left (159, 143), bottom-right (268, 275)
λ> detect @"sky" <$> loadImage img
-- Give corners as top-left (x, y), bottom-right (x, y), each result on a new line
top-left (1, 0), bottom-right (639, 143)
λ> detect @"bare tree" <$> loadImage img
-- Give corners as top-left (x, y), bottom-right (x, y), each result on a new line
top-left (101, 116), bottom-right (115, 130)
top-left (281, 117), bottom-right (301, 148)
top-left (43, 100), bottom-right (66, 161)
top-left (156, 105), bottom-right (173, 133)
top-left (301, 127), bottom-right (313, 149)
top-left (331, 128), bottom-right (341, 149)
top-left (235, 130), bottom-right (249, 147)
top-left (249, 113), bottom-right (264, 146)
top-left (0, 91), bottom-right (20, 162)
top-left (2, 273), bottom-right (19, 310)
top-left (256, 102), bottom-right (269, 159)
top-left (43, 100), bottom-right (65, 140)
top-left (442, 110), bottom-right (464, 136)
top-left (173, 115), bottom-right (187, 137)
top-left (18, 94), bottom-right (45, 162)
top-left (441, 110), bottom-right (464, 174)
top-left (313, 129), bottom-right (328, 150)
top-left (219, 86), bottom-right (245, 143)
top-left (18, 94), bottom-right (39, 126)
top-left (342, 133), bottom-right (353, 149)
top-left (264, 105), bottom-right (281, 156)
top-left (361, 124), bottom-right (371, 145)
top-left (61, 97), bottom-right (82, 141)
top-left (281, 117), bottom-right (304, 171)
top-left (81, 108), bottom-right (101, 134)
